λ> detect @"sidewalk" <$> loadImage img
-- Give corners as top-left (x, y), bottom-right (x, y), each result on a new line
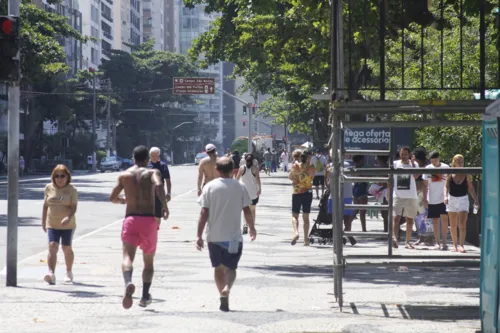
top-left (0, 173), bottom-right (481, 333)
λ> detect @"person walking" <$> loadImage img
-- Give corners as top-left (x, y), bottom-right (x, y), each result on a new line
top-left (288, 150), bottom-right (315, 246)
top-left (263, 148), bottom-right (272, 175)
top-left (196, 157), bottom-right (256, 312)
top-left (423, 151), bottom-right (450, 250)
top-left (236, 153), bottom-right (261, 233)
top-left (280, 150), bottom-right (289, 172)
top-left (311, 149), bottom-right (327, 200)
top-left (109, 146), bottom-right (169, 309)
top-left (351, 155), bottom-right (368, 232)
top-left (197, 144), bottom-right (218, 196)
top-left (42, 165), bottom-right (78, 285)
top-left (444, 154), bottom-right (479, 253)
top-left (392, 147), bottom-right (420, 249)
top-left (148, 147), bottom-right (171, 227)
top-left (231, 150), bottom-right (241, 178)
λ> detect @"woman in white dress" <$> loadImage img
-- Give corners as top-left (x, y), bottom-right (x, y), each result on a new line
top-left (237, 153), bottom-right (261, 230)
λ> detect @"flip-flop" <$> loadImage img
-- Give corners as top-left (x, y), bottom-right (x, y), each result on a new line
top-left (405, 244), bottom-right (415, 249)
top-left (122, 283), bottom-right (135, 310)
top-left (451, 248), bottom-right (458, 252)
top-left (392, 239), bottom-right (399, 248)
top-left (458, 247), bottom-right (466, 253)
top-left (291, 235), bottom-right (299, 246)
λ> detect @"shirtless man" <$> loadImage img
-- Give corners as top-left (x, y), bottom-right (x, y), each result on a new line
top-left (197, 143), bottom-right (218, 196)
top-left (109, 145), bottom-right (169, 309)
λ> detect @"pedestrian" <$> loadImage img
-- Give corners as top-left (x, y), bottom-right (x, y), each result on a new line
top-left (148, 147), bottom-right (171, 226)
top-left (444, 154), bottom-right (479, 253)
top-left (19, 156), bottom-right (25, 177)
top-left (42, 164), bottom-right (78, 285)
top-left (288, 150), bottom-right (315, 246)
top-left (271, 150), bottom-right (278, 173)
top-left (350, 155), bottom-right (368, 232)
top-left (109, 146), bottom-right (169, 309)
top-left (392, 147), bottom-right (420, 249)
top-left (263, 148), bottom-right (272, 175)
top-left (196, 157), bottom-right (256, 312)
top-left (292, 149), bottom-right (301, 164)
top-left (231, 150), bottom-right (241, 178)
top-left (412, 147), bottom-right (433, 246)
top-left (236, 153), bottom-right (261, 233)
top-left (280, 149), bottom-right (289, 172)
top-left (423, 151), bottom-right (450, 250)
top-left (197, 143), bottom-right (218, 196)
top-left (311, 149), bottom-right (327, 200)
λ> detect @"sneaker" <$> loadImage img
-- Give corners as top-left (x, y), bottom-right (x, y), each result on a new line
top-left (219, 296), bottom-right (229, 312)
top-left (122, 282), bottom-right (136, 310)
top-left (139, 294), bottom-right (153, 308)
top-left (64, 271), bottom-right (74, 283)
top-left (44, 273), bottom-right (56, 285)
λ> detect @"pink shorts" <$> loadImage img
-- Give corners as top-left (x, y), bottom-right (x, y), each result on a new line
top-left (121, 215), bottom-right (158, 254)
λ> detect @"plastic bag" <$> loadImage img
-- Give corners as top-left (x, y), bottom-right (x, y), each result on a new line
top-left (415, 209), bottom-right (433, 236)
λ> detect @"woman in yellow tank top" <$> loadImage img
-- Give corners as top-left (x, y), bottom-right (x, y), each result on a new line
top-left (288, 150), bottom-right (316, 246)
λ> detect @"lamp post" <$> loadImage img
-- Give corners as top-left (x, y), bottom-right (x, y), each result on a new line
top-left (89, 67), bottom-right (97, 172)
top-left (170, 121), bottom-right (193, 165)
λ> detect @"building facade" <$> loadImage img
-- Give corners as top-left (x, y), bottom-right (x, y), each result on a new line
top-left (179, 4), bottom-right (224, 146)
top-left (164, 0), bottom-right (180, 52)
top-left (143, 0), bottom-right (165, 50)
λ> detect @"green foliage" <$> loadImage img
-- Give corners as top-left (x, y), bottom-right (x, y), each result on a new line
top-left (100, 41), bottom-right (208, 155)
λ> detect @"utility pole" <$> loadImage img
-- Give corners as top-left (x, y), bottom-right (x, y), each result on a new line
top-left (6, 0), bottom-right (20, 287)
top-left (106, 79), bottom-right (112, 156)
top-left (247, 101), bottom-right (253, 153)
top-left (90, 68), bottom-right (97, 172)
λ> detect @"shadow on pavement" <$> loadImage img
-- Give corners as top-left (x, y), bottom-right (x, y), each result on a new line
top-left (1, 187), bottom-right (113, 202)
top-left (0, 215), bottom-right (40, 227)
top-left (19, 286), bottom-right (106, 298)
top-left (403, 304), bottom-right (479, 321)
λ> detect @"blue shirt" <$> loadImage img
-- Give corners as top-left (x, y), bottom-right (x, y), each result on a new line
top-left (148, 160), bottom-right (170, 184)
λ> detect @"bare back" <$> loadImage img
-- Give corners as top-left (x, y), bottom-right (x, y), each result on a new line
top-left (121, 166), bottom-right (158, 215)
top-left (200, 156), bottom-right (217, 185)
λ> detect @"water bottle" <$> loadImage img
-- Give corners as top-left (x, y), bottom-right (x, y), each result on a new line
top-left (473, 204), bottom-right (479, 215)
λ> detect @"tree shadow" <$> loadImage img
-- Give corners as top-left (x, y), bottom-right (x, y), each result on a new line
top-left (249, 264), bottom-right (480, 289)
top-left (0, 215), bottom-right (40, 227)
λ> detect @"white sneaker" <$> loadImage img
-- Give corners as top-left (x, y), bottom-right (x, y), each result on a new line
top-left (44, 273), bottom-right (56, 285)
top-left (64, 271), bottom-right (74, 283)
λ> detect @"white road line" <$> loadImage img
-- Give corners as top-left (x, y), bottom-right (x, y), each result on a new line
top-left (0, 187), bottom-right (196, 276)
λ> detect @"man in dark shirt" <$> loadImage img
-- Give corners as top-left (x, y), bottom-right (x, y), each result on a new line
top-left (148, 147), bottom-right (171, 226)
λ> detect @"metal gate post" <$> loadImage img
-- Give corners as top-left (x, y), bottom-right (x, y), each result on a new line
top-left (388, 127), bottom-right (395, 256)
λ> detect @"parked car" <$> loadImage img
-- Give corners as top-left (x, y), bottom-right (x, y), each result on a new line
top-left (100, 156), bottom-right (133, 172)
top-left (194, 152), bottom-right (208, 165)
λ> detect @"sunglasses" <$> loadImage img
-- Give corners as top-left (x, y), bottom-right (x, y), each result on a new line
top-left (54, 174), bottom-right (67, 179)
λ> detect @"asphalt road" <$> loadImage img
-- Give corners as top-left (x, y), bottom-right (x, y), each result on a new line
top-left (0, 165), bottom-right (198, 270)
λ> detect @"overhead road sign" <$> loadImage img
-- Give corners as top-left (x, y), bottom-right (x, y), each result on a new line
top-left (173, 77), bottom-right (215, 95)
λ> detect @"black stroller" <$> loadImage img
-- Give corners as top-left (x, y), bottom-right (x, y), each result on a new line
top-left (309, 189), bottom-right (333, 245)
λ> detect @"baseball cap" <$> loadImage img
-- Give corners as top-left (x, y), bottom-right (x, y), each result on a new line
top-left (205, 143), bottom-right (216, 152)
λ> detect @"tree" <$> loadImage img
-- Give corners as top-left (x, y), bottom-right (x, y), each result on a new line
top-left (99, 40), bottom-right (210, 156)
top-left (184, 0), bottom-right (496, 162)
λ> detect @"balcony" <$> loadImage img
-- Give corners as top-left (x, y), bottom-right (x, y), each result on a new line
top-left (103, 31), bottom-right (112, 40)
top-left (102, 49), bottom-right (112, 58)
top-left (103, 0), bottom-right (113, 5)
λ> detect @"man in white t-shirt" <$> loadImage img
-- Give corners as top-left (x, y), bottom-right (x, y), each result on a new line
top-left (393, 147), bottom-right (420, 249)
top-left (311, 150), bottom-right (328, 199)
top-left (280, 150), bottom-right (289, 172)
top-left (423, 151), bottom-right (450, 250)
top-left (196, 157), bottom-right (256, 312)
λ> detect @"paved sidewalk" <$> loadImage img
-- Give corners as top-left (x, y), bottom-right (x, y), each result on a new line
top-left (0, 173), bottom-right (481, 333)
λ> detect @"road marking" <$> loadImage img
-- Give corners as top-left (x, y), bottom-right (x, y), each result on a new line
top-left (0, 188), bottom-right (196, 276)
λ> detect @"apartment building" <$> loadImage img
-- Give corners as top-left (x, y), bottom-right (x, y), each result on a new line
top-left (143, 0), bottom-right (164, 50)
top-left (179, 4), bottom-right (225, 146)
top-left (164, 0), bottom-right (180, 52)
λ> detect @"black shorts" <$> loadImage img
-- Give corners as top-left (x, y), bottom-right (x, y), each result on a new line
top-left (313, 176), bottom-right (325, 186)
top-left (428, 203), bottom-right (447, 218)
top-left (208, 242), bottom-right (243, 270)
top-left (292, 192), bottom-right (313, 214)
top-left (251, 197), bottom-right (259, 206)
top-left (48, 228), bottom-right (74, 246)
top-left (154, 196), bottom-right (162, 218)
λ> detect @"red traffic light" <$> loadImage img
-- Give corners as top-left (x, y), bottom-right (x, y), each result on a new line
top-left (1, 19), bottom-right (13, 35)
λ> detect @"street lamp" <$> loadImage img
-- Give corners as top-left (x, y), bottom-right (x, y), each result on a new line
top-left (170, 121), bottom-right (193, 164)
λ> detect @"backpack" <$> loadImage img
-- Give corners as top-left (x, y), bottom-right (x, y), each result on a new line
top-left (314, 156), bottom-right (324, 173)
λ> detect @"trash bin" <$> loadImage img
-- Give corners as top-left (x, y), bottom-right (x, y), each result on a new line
top-left (480, 100), bottom-right (500, 333)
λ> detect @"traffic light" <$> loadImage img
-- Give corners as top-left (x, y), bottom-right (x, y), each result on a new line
top-left (242, 105), bottom-right (247, 115)
top-left (252, 103), bottom-right (256, 115)
top-left (0, 16), bottom-right (20, 82)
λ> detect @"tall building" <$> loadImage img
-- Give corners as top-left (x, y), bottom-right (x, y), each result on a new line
top-left (34, 0), bottom-right (83, 76)
top-left (164, 0), bottom-right (179, 52)
top-left (143, 0), bottom-right (165, 50)
top-left (179, 4), bottom-right (224, 147)
top-left (113, 0), bottom-right (143, 52)
top-left (130, 0), bottom-right (143, 46)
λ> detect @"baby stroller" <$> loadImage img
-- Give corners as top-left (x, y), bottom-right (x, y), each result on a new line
top-left (309, 189), bottom-right (333, 245)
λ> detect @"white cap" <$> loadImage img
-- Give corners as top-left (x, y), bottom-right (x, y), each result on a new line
top-left (205, 143), bottom-right (216, 152)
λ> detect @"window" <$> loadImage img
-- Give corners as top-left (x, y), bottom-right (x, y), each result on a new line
top-left (101, 3), bottom-right (113, 22)
top-left (91, 47), bottom-right (98, 64)
top-left (91, 5), bottom-right (99, 23)
top-left (91, 27), bottom-right (99, 38)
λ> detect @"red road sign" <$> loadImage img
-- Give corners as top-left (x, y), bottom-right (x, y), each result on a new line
top-left (173, 77), bottom-right (216, 95)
